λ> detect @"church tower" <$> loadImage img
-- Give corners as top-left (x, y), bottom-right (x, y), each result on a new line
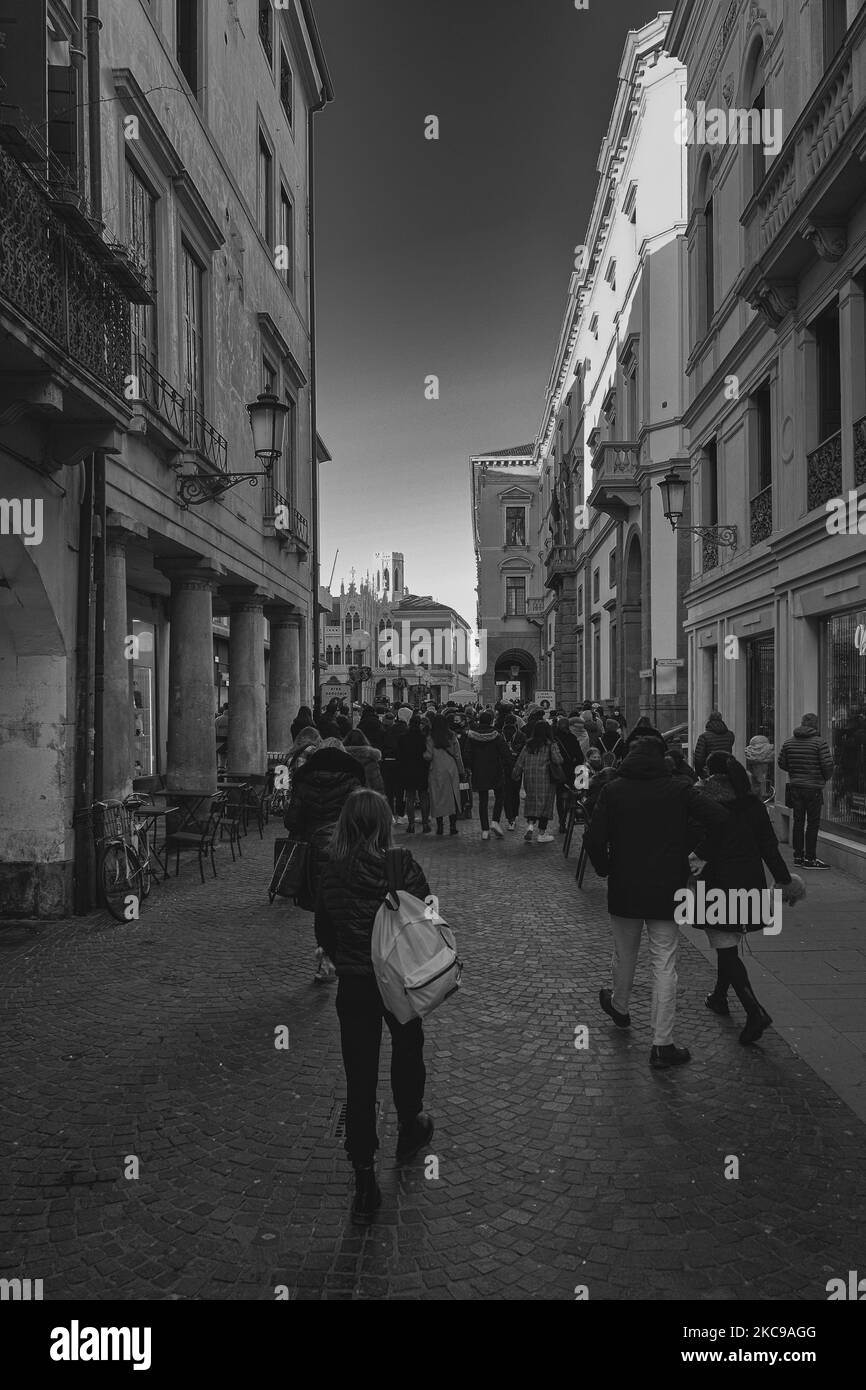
top-left (372, 551), bottom-right (405, 605)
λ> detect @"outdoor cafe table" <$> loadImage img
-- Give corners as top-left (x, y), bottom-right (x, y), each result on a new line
top-left (133, 803), bottom-right (178, 880)
top-left (165, 791), bottom-right (217, 835)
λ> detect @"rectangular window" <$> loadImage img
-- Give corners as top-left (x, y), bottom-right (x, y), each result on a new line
top-left (126, 162), bottom-right (157, 368)
top-left (593, 625), bottom-right (602, 700)
top-left (258, 132), bottom-right (273, 244)
top-left (506, 576), bottom-right (526, 617)
top-left (259, 0), bottom-right (273, 65)
top-left (704, 196), bottom-right (715, 327)
top-left (280, 43), bottom-right (293, 124)
top-left (627, 369), bottom-right (638, 438)
top-left (751, 85), bottom-right (766, 194)
top-left (283, 391), bottom-right (297, 508)
top-left (181, 241), bottom-right (205, 431)
top-left (577, 584), bottom-right (583, 614)
top-left (703, 440), bottom-right (719, 526)
top-left (279, 184), bottom-right (294, 290)
top-left (577, 633), bottom-right (584, 699)
top-left (609, 622), bottom-right (617, 695)
top-left (176, 0), bottom-right (198, 95)
top-left (592, 568), bottom-right (600, 603)
top-left (609, 549), bottom-right (617, 589)
top-left (823, 0), bottom-right (848, 66)
top-left (47, 61), bottom-right (77, 182)
top-left (754, 382), bottom-right (772, 493)
top-left (505, 507), bottom-right (525, 546)
top-left (816, 305), bottom-right (842, 443)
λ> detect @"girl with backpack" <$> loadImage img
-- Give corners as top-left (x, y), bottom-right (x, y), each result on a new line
top-left (315, 789), bottom-right (435, 1219)
top-left (599, 718), bottom-right (625, 768)
top-left (511, 721), bottom-right (563, 843)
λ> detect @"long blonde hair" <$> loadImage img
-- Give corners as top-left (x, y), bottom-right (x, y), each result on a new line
top-left (330, 788), bottom-right (394, 861)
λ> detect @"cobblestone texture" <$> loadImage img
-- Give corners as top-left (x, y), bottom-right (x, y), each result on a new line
top-left (1, 820), bottom-right (863, 1300)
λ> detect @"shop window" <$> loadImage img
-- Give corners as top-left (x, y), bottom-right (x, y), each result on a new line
top-left (824, 609), bottom-right (866, 837)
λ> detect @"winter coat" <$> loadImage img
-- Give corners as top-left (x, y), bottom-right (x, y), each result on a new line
top-left (358, 713), bottom-right (384, 751)
top-left (344, 744), bottom-right (386, 795)
top-left (777, 723), bottom-right (834, 791)
top-left (689, 775), bottom-right (792, 932)
top-left (512, 742), bottom-right (563, 819)
top-left (315, 846), bottom-right (430, 978)
top-left (397, 728), bottom-right (429, 792)
top-left (464, 729), bottom-right (508, 792)
top-left (693, 712), bottom-right (735, 776)
top-left (584, 748), bottom-right (729, 920)
top-left (425, 735), bottom-right (465, 819)
top-left (283, 748), bottom-right (364, 837)
top-left (380, 722), bottom-right (406, 760)
top-left (554, 729), bottom-right (584, 777)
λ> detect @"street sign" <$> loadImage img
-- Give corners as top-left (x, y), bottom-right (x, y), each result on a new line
top-left (655, 658), bottom-right (685, 667)
top-left (639, 669), bottom-right (653, 678)
top-left (321, 682), bottom-right (351, 705)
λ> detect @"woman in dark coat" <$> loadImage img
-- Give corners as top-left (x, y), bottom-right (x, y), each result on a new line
top-left (500, 717), bottom-right (522, 830)
top-left (553, 716), bottom-right (583, 833)
top-left (291, 706), bottom-right (315, 742)
top-left (690, 753), bottom-right (802, 1044)
top-left (284, 738), bottom-right (365, 912)
top-left (396, 715), bottom-right (431, 833)
top-left (343, 730), bottom-right (386, 794)
top-left (464, 710), bottom-right (508, 839)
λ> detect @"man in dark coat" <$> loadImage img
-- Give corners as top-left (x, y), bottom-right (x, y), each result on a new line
top-left (693, 709), bottom-right (735, 778)
top-left (553, 716), bottom-right (583, 833)
top-left (283, 740), bottom-right (364, 910)
top-left (379, 711), bottom-right (407, 820)
top-left (777, 712), bottom-right (834, 867)
top-left (585, 737), bottom-right (728, 1069)
top-left (464, 710), bottom-right (508, 838)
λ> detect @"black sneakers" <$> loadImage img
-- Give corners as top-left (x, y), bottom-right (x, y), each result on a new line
top-left (352, 1166), bottom-right (382, 1220)
top-left (650, 1044), bottom-right (691, 1069)
top-left (705, 991), bottom-right (731, 1017)
top-left (803, 858), bottom-right (830, 868)
top-left (793, 855), bottom-right (805, 867)
top-left (599, 987), bottom-right (630, 1029)
top-left (395, 1112), bottom-right (434, 1162)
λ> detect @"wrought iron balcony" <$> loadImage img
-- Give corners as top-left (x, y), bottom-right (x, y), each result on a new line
top-left (191, 410), bottom-right (228, 473)
top-left (702, 535), bottom-right (719, 573)
top-left (587, 440), bottom-right (639, 520)
top-left (0, 143), bottom-right (131, 398)
top-left (134, 353), bottom-right (187, 439)
top-left (739, 5), bottom-right (866, 321)
top-left (266, 489), bottom-right (309, 549)
top-left (855, 415), bottom-right (866, 489)
top-left (807, 430), bottom-right (842, 513)
top-left (749, 484), bottom-right (773, 546)
top-left (293, 508), bottom-right (310, 548)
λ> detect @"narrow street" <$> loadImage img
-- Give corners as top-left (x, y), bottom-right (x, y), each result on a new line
top-left (2, 822), bottom-right (863, 1301)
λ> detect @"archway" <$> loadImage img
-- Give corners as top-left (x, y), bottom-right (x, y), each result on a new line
top-left (493, 648), bottom-right (538, 704)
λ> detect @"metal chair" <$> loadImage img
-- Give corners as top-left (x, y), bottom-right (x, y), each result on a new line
top-left (217, 785), bottom-right (246, 857)
top-left (164, 796), bottom-right (225, 883)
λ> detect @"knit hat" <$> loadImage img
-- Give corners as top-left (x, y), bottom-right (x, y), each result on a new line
top-left (801, 713), bottom-right (819, 729)
top-left (396, 706), bottom-right (412, 724)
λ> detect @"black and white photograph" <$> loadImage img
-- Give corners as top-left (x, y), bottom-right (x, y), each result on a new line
top-left (1, 0), bottom-right (865, 1354)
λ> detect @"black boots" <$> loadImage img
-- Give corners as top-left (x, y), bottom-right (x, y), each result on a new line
top-left (352, 1166), bottom-right (382, 1220)
top-left (739, 996), bottom-right (773, 1045)
top-left (599, 987), bottom-right (631, 1029)
top-left (395, 1113), bottom-right (434, 1162)
top-left (650, 1044), bottom-right (691, 1069)
top-left (705, 990), bottom-right (731, 1017)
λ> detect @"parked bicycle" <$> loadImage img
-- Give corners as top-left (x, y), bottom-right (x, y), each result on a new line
top-left (75, 798), bottom-right (154, 922)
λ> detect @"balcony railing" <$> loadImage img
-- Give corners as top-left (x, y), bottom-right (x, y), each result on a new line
top-left (0, 143), bottom-right (130, 397)
top-left (526, 596), bottom-right (545, 616)
top-left (135, 353), bottom-right (187, 437)
top-left (702, 535), bottom-right (719, 573)
top-left (807, 430), bottom-right (842, 513)
top-left (591, 440), bottom-right (638, 476)
top-left (749, 484), bottom-right (773, 546)
top-left (293, 508), bottom-right (310, 548)
top-left (266, 488), bottom-right (309, 548)
top-left (855, 415), bottom-right (866, 489)
top-left (191, 409), bottom-right (228, 473)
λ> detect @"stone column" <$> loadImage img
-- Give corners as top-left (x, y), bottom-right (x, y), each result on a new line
top-left (225, 591), bottom-right (267, 776)
top-left (101, 515), bottom-right (147, 800)
top-left (159, 563), bottom-right (221, 793)
top-left (267, 612), bottom-right (301, 752)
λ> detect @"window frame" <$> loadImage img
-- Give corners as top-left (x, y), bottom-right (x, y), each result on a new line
top-left (504, 505), bottom-right (527, 547)
top-left (279, 40), bottom-right (294, 127)
top-left (257, 124), bottom-right (275, 247)
top-left (505, 575), bottom-right (527, 618)
top-left (279, 179), bottom-right (294, 292)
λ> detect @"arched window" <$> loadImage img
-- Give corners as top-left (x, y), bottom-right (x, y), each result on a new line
top-left (694, 155), bottom-right (715, 340)
top-left (326, 645), bottom-right (333, 665)
top-left (353, 611), bottom-right (360, 631)
top-left (383, 566), bottom-right (390, 591)
top-left (379, 616), bottom-right (388, 631)
top-left (394, 567), bottom-right (400, 592)
top-left (334, 645), bottom-right (342, 665)
top-left (376, 570), bottom-right (381, 591)
top-left (345, 612), bottom-right (353, 634)
top-left (345, 647), bottom-right (353, 666)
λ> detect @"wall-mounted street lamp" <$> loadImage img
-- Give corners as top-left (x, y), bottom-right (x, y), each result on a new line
top-left (176, 392), bottom-right (290, 508)
top-left (657, 469), bottom-right (738, 550)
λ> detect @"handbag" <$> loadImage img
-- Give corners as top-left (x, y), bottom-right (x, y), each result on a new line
top-left (268, 837), bottom-right (309, 903)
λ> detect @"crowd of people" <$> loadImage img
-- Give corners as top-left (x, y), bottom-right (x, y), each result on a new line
top-left (276, 693), bottom-right (823, 1218)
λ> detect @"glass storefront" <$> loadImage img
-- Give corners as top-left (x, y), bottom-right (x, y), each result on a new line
top-left (746, 635), bottom-right (775, 744)
top-left (823, 609), bottom-right (866, 839)
top-left (132, 620), bottom-right (156, 779)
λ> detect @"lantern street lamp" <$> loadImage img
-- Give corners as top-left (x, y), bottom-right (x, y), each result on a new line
top-left (657, 468), bottom-right (738, 549)
top-left (176, 391), bottom-right (290, 508)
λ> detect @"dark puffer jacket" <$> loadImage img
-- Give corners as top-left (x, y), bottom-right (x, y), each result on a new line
top-left (694, 711), bottom-right (735, 777)
top-left (464, 728), bottom-right (507, 791)
top-left (283, 747), bottom-right (364, 836)
top-left (397, 727), bottom-right (429, 791)
top-left (777, 722), bottom-right (834, 790)
top-left (689, 775), bottom-right (792, 932)
top-left (315, 847), bottom-right (430, 977)
top-left (584, 748), bottom-right (729, 920)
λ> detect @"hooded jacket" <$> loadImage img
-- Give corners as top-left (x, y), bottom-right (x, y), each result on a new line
top-left (777, 721), bottom-right (833, 790)
top-left (694, 711), bottom-right (735, 777)
top-left (343, 743), bottom-right (386, 795)
top-left (692, 775), bottom-right (791, 917)
top-left (283, 747), bottom-right (364, 837)
top-left (315, 847), bottom-right (430, 977)
top-left (464, 727), bottom-right (508, 790)
top-left (584, 747), bottom-right (729, 920)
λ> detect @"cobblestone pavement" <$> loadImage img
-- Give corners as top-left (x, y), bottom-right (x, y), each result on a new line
top-left (1, 816), bottom-right (864, 1301)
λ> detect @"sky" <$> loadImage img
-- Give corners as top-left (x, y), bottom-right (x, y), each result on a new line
top-left (313, 0), bottom-right (668, 627)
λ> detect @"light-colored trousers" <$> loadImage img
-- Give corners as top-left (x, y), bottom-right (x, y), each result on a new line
top-left (609, 916), bottom-right (680, 1047)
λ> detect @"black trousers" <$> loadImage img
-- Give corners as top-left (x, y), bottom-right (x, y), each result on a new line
top-left (477, 788), bottom-right (503, 830)
top-left (335, 974), bottom-right (425, 1167)
top-left (790, 786), bottom-right (822, 858)
top-left (503, 779), bottom-right (521, 823)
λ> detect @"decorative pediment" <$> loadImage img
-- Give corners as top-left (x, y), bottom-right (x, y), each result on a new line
top-left (497, 486), bottom-right (534, 503)
top-left (499, 557), bottom-right (534, 574)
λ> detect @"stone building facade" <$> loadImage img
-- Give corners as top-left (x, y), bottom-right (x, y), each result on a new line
top-left (0, 0), bottom-right (332, 916)
top-left (666, 0), bottom-right (866, 875)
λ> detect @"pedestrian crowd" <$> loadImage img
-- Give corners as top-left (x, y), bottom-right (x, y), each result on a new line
top-left (274, 693), bottom-right (828, 1218)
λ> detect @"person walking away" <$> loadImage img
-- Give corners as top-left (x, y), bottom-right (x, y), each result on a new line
top-left (584, 736), bottom-right (729, 1069)
top-left (317, 699), bottom-right (342, 740)
top-left (343, 730), bottom-right (386, 794)
top-left (777, 712), bottom-right (834, 867)
top-left (465, 710), bottom-right (508, 840)
top-left (690, 753), bottom-right (802, 1044)
top-left (215, 704), bottom-right (229, 771)
top-left (743, 733), bottom-right (775, 799)
top-left (358, 707), bottom-right (384, 751)
top-left (500, 716), bottom-right (522, 829)
top-left (553, 716), bottom-right (583, 834)
top-left (694, 709), bottom-right (735, 778)
top-left (664, 746), bottom-right (698, 785)
top-left (315, 790), bottom-right (434, 1218)
top-left (511, 721), bottom-right (563, 843)
top-left (284, 737), bottom-right (365, 979)
top-left (283, 726), bottom-right (322, 800)
top-left (425, 714), bottom-right (465, 835)
top-left (291, 705), bottom-right (315, 742)
top-left (397, 714), bottom-right (431, 833)
top-left (379, 711), bottom-right (406, 820)
top-left (599, 718), bottom-right (625, 768)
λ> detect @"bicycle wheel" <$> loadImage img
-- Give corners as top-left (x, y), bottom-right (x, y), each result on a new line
top-left (97, 840), bottom-right (144, 922)
top-left (133, 830), bottom-right (153, 899)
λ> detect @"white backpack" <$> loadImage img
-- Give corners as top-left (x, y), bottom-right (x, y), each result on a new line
top-left (371, 851), bottom-right (462, 1024)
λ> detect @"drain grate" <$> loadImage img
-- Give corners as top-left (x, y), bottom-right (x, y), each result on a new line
top-left (327, 1099), bottom-right (382, 1141)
